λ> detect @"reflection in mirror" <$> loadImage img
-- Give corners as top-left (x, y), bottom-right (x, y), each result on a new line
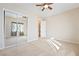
top-left (4, 10), bottom-right (17, 47)
top-left (4, 10), bottom-right (28, 47)
top-left (11, 22), bottom-right (17, 36)
top-left (18, 23), bottom-right (24, 36)
top-left (11, 22), bottom-right (24, 36)
top-left (17, 16), bottom-right (28, 44)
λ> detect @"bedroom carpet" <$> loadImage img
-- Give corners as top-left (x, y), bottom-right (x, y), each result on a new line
top-left (0, 39), bottom-right (79, 56)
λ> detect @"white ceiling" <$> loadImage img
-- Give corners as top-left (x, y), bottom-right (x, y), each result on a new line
top-left (1, 3), bottom-right (79, 17)
top-left (15, 3), bottom-right (79, 17)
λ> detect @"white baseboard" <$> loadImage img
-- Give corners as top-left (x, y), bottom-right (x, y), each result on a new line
top-left (56, 39), bottom-right (79, 45)
top-left (0, 47), bottom-right (4, 50)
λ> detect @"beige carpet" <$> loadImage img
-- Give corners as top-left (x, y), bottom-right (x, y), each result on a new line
top-left (0, 39), bottom-right (79, 56)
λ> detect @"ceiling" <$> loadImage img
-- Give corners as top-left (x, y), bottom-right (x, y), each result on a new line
top-left (15, 3), bottom-right (79, 17)
top-left (1, 3), bottom-right (79, 17)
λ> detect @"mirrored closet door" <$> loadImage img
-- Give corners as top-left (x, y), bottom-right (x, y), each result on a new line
top-left (16, 14), bottom-right (28, 45)
top-left (4, 9), bottom-right (28, 48)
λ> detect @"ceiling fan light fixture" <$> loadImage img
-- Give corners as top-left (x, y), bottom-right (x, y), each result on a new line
top-left (44, 5), bottom-right (48, 8)
top-left (36, 3), bottom-right (53, 11)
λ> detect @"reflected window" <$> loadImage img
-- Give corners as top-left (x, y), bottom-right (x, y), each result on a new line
top-left (18, 23), bottom-right (24, 36)
top-left (11, 22), bottom-right (17, 36)
top-left (11, 22), bottom-right (24, 36)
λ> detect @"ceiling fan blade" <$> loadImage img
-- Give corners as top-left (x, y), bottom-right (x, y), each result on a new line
top-left (42, 3), bottom-right (47, 6)
top-left (48, 6), bottom-right (52, 10)
top-left (42, 8), bottom-right (45, 11)
top-left (36, 5), bottom-right (42, 6)
top-left (47, 3), bottom-right (53, 5)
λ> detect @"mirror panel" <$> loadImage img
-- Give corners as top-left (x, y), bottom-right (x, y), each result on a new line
top-left (4, 10), bottom-right (17, 47)
top-left (17, 16), bottom-right (28, 44)
top-left (4, 10), bottom-right (28, 47)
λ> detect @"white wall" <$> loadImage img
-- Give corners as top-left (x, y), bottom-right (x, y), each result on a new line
top-left (46, 7), bottom-right (79, 44)
top-left (0, 9), bottom-right (5, 49)
top-left (27, 16), bottom-right (38, 42)
top-left (0, 4), bottom-right (40, 49)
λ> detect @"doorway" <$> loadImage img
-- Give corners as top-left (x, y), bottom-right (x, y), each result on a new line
top-left (38, 19), bottom-right (46, 39)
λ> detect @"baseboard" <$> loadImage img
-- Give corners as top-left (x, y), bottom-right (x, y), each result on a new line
top-left (0, 47), bottom-right (4, 50)
top-left (55, 39), bottom-right (79, 45)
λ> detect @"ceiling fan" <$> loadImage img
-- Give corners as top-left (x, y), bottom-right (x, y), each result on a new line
top-left (36, 3), bottom-right (53, 11)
